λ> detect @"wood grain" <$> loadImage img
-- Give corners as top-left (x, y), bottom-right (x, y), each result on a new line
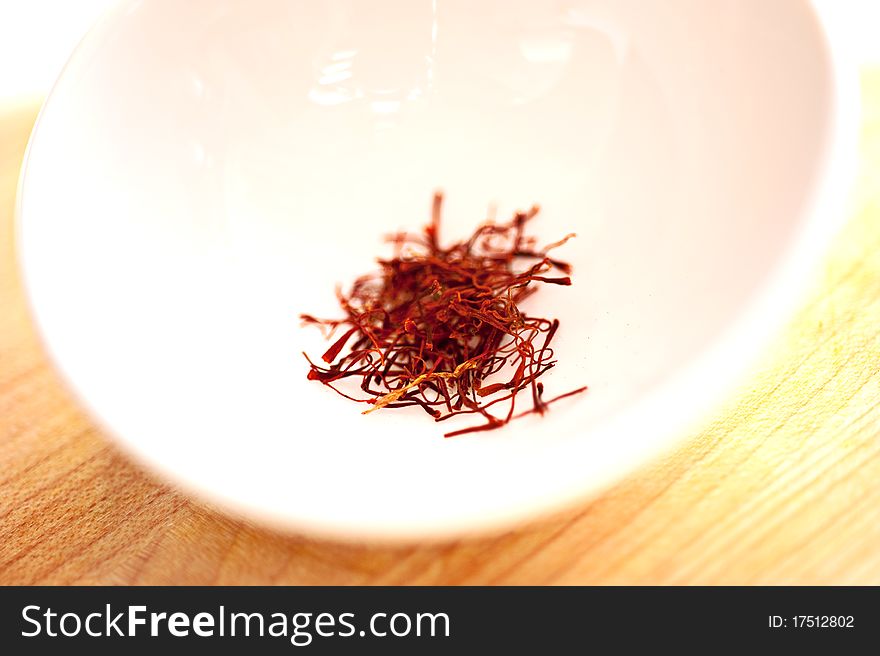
top-left (2, 72), bottom-right (880, 585)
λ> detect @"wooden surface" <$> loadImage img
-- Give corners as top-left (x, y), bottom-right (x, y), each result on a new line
top-left (2, 72), bottom-right (880, 585)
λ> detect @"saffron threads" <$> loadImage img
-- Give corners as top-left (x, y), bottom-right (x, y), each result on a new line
top-left (301, 192), bottom-right (586, 437)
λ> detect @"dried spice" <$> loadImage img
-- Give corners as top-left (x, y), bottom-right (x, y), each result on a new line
top-left (301, 192), bottom-right (586, 437)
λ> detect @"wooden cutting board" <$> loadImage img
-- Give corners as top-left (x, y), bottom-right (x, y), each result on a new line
top-left (2, 71), bottom-right (880, 585)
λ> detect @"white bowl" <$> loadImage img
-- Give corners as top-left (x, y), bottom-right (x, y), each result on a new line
top-left (17, 0), bottom-right (857, 540)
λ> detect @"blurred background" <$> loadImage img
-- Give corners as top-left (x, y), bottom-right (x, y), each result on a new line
top-left (0, 0), bottom-right (879, 105)
top-left (0, 0), bottom-right (118, 104)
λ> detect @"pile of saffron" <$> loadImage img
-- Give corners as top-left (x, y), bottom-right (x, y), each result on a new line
top-left (301, 192), bottom-right (586, 437)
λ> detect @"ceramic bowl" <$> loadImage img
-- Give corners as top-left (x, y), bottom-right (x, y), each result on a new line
top-left (17, 0), bottom-right (857, 540)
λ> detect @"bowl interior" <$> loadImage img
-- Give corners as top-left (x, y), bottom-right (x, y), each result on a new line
top-left (19, 0), bottom-right (836, 538)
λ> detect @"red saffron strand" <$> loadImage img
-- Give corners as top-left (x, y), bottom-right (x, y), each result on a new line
top-left (301, 192), bottom-right (586, 437)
